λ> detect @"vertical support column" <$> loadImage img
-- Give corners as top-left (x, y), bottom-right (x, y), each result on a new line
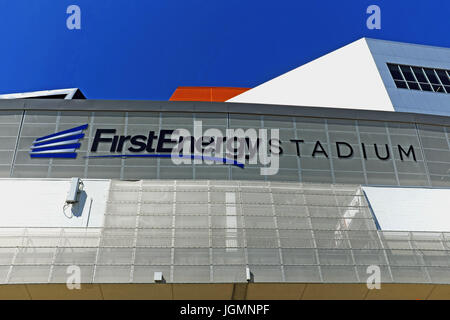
top-left (261, 116), bottom-right (268, 182)
top-left (225, 191), bottom-right (239, 252)
top-left (5, 243), bottom-right (21, 284)
top-left (384, 123), bottom-right (400, 186)
top-left (414, 123), bottom-right (432, 187)
top-left (292, 117), bottom-right (302, 183)
top-left (238, 182), bottom-right (249, 282)
top-left (268, 182), bottom-right (285, 281)
top-left (324, 120), bottom-right (336, 184)
top-left (129, 180), bottom-right (142, 282)
top-left (47, 112), bottom-right (61, 178)
top-left (355, 120), bottom-right (369, 185)
top-left (305, 189), bottom-right (323, 282)
top-left (120, 112), bottom-right (129, 180)
top-left (208, 180), bottom-right (213, 282)
top-left (91, 180), bottom-right (111, 283)
top-left (227, 113), bottom-right (232, 181)
top-left (376, 230), bottom-right (395, 283)
top-left (157, 112), bottom-right (162, 179)
top-left (192, 113), bottom-right (196, 180)
top-left (10, 110), bottom-right (25, 178)
top-left (84, 112), bottom-right (96, 178)
top-left (408, 231), bottom-right (432, 283)
top-left (170, 180), bottom-right (177, 283)
top-left (47, 228), bottom-right (64, 284)
top-left (334, 186), bottom-right (360, 282)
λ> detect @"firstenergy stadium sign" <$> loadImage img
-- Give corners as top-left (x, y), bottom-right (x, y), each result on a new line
top-left (30, 122), bottom-right (417, 176)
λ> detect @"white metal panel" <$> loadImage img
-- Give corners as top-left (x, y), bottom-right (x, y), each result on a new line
top-left (0, 88), bottom-right (81, 99)
top-left (0, 179), bottom-right (109, 227)
top-left (228, 38), bottom-right (394, 112)
top-left (363, 186), bottom-right (450, 232)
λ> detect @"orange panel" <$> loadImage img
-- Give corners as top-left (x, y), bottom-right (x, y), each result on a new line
top-left (169, 87), bottom-right (250, 102)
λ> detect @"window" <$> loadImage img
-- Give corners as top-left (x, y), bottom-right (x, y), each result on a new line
top-left (387, 63), bottom-right (450, 94)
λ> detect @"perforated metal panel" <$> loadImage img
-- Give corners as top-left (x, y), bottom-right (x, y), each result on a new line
top-left (0, 110), bottom-right (447, 187)
top-left (0, 180), bottom-right (449, 285)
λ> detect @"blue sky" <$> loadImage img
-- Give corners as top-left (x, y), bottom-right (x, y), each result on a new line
top-left (0, 0), bottom-right (449, 100)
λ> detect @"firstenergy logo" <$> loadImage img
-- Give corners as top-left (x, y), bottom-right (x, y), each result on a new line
top-left (30, 121), bottom-right (419, 176)
top-left (30, 124), bottom-right (88, 159)
top-left (29, 122), bottom-right (282, 175)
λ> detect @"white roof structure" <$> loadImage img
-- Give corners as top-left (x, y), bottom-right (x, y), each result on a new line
top-left (228, 38), bottom-right (450, 116)
top-left (229, 38), bottom-right (393, 112)
top-left (0, 88), bottom-right (85, 99)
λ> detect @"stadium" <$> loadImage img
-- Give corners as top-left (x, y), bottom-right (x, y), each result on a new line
top-left (0, 38), bottom-right (449, 299)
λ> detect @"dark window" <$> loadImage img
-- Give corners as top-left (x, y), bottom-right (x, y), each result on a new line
top-left (407, 82), bottom-right (420, 90)
top-left (419, 83), bottom-right (433, 91)
top-left (423, 68), bottom-right (440, 84)
top-left (436, 69), bottom-right (450, 85)
top-left (394, 80), bottom-right (408, 89)
top-left (386, 63), bottom-right (450, 94)
top-left (412, 67), bottom-right (427, 82)
top-left (400, 66), bottom-right (415, 81)
top-left (387, 64), bottom-right (403, 80)
top-left (432, 85), bottom-right (444, 93)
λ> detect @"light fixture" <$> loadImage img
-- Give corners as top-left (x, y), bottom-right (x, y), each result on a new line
top-left (66, 177), bottom-right (83, 204)
top-left (154, 271), bottom-right (164, 283)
